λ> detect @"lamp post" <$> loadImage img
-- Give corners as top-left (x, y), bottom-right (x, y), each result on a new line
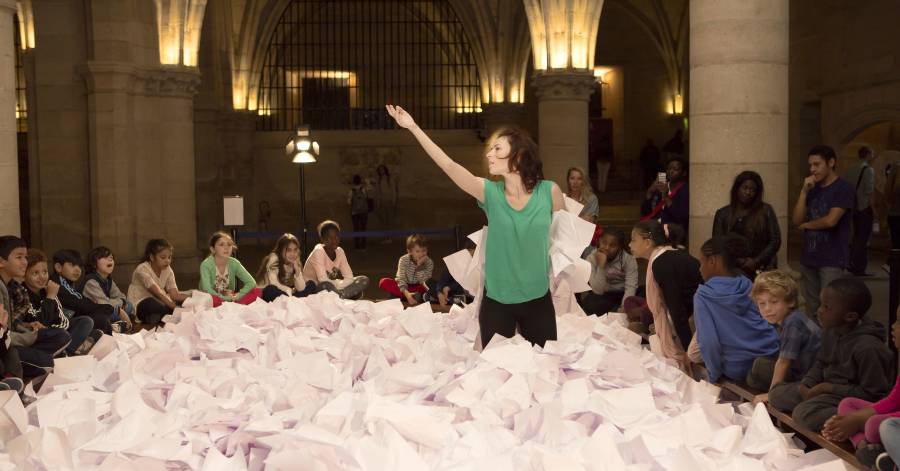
top-left (285, 125), bottom-right (319, 256)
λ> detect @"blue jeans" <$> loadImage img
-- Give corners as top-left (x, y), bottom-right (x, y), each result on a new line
top-left (66, 316), bottom-right (94, 355)
top-left (881, 418), bottom-right (900, 464)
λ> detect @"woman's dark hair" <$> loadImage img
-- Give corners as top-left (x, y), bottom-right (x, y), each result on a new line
top-left (256, 233), bottom-right (301, 282)
top-left (209, 231), bottom-right (237, 254)
top-left (700, 235), bottom-right (750, 273)
top-left (352, 174), bottom-right (362, 185)
top-left (141, 239), bottom-right (173, 263)
top-left (728, 171), bottom-right (767, 240)
top-left (84, 246), bottom-right (113, 275)
top-left (490, 127), bottom-right (543, 192)
top-left (633, 220), bottom-right (684, 248)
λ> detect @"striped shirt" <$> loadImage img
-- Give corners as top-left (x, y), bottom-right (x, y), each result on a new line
top-left (395, 254), bottom-right (434, 291)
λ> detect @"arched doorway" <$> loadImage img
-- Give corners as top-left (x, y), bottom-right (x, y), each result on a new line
top-left (840, 121), bottom-right (900, 244)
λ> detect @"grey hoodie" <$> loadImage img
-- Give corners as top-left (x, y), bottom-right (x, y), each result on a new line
top-left (800, 318), bottom-right (894, 401)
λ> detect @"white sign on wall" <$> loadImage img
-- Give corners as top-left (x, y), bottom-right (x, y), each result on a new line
top-left (223, 196), bottom-right (244, 227)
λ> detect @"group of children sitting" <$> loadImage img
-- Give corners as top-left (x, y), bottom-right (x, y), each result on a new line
top-left (0, 218), bottom-right (474, 394)
top-left (572, 218), bottom-right (896, 468)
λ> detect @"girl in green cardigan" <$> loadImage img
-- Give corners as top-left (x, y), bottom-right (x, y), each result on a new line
top-left (199, 232), bottom-right (261, 307)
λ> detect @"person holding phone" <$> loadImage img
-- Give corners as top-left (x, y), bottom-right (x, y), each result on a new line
top-left (642, 156), bottom-right (690, 236)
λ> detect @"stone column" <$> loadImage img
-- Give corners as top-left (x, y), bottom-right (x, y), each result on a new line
top-left (481, 102), bottom-right (526, 136)
top-left (82, 62), bottom-right (200, 278)
top-left (531, 70), bottom-right (597, 186)
top-left (689, 0), bottom-right (789, 261)
top-left (0, 0), bottom-right (19, 235)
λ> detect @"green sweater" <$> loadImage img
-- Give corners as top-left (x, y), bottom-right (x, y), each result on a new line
top-left (199, 256), bottom-right (256, 300)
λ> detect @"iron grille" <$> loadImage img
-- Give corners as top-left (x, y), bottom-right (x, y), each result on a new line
top-left (256, 0), bottom-right (482, 130)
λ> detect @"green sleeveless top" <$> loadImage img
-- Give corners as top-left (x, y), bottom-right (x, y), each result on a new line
top-left (478, 179), bottom-right (552, 304)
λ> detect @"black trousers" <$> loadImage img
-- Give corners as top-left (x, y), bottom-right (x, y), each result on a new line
top-left (848, 207), bottom-right (874, 274)
top-left (890, 216), bottom-right (900, 250)
top-left (136, 297), bottom-right (173, 325)
top-left (578, 290), bottom-right (624, 316)
top-left (261, 282), bottom-right (317, 302)
top-left (479, 290), bottom-right (556, 349)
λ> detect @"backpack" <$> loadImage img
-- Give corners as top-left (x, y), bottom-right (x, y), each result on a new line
top-left (351, 187), bottom-right (369, 214)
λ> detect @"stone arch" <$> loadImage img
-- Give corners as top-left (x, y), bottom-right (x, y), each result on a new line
top-left (830, 105), bottom-right (900, 148)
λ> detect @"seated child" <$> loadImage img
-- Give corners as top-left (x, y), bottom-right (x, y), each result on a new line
top-left (81, 246), bottom-right (133, 332)
top-left (746, 270), bottom-right (822, 392)
top-left (768, 278), bottom-right (893, 433)
top-left (1, 236), bottom-right (71, 376)
top-left (256, 233), bottom-right (316, 302)
top-left (378, 234), bottom-right (434, 306)
top-left (579, 227), bottom-right (638, 316)
top-left (435, 240), bottom-right (476, 307)
top-left (199, 231), bottom-right (261, 307)
top-left (0, 300), bottom-right (25, 392)
top-left (127, 239), bottom-right (189, 325)
top-left (302, 221), bottom-right (369, 299)
top-left (821, 307), bottom-right (900, 467)
top-left (25, 249), bottom-right (99, 355)
top-left (51, 249), bottom-right (125, 335)
top-left (689, 235), bottom-right (779, 383)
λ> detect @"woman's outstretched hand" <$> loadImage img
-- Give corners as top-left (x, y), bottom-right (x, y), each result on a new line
top-left (386, 105), bottom-right (416, 129)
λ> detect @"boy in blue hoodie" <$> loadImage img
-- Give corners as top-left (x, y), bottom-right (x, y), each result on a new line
top-left (689, 235), bottom-right (779, 383)
top-left (768, 278), bottom-right (893, 432)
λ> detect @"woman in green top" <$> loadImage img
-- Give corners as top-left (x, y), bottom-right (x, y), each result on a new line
top-left (386, 105), bottom-right (565, 348)
top-left (199, 231), bottom-right (262, 307)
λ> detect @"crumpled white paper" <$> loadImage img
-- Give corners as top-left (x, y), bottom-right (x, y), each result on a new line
top-left (0, 291), bottom-right (842, 470)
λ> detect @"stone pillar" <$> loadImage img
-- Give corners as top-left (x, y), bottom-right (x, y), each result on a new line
top-left (82, 62), bottom-right (200, 277)
top-left (0, 0), bottom-right (19, 235)
top-left (481, 102), bottom-right (526, 135)
top-left (531, 70), bottom-right (596, 186)
top-left (689, 0), bottom-right (789, 261)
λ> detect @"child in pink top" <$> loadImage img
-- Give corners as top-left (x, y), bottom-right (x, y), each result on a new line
top-left (823, 308), bottom-right (900, 465)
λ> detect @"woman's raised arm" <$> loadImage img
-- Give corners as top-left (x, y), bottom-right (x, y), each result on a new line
top-left (386, 105), bottom-right (484, 202)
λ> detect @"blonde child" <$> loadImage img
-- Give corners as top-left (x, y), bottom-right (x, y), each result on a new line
top-left (747, 270), bottom-right (822, 392)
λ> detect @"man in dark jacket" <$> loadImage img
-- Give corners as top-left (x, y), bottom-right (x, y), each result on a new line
top-left (768, 278), bottom-right (893, 432)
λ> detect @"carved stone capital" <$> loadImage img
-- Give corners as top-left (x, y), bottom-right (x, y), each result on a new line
top-left (81, 61), bottom-right (201, 98)
top-left (531, 69), bottom-right (597, 102)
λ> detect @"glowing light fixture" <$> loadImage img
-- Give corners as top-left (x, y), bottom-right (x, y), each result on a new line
top-left (286, 126), bottom-right (319, 164)
top-left (524, 0), bottom-right (604, 71)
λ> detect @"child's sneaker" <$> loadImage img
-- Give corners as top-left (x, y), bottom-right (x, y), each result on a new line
top-left (412, 292), bottom-right (424, 304)
top-left (856, 441), bottom-right (886, 467)
top-left (876, 452), bottom-right (895, 471)
top-left (74, 329), bottom-right (103, 355)
top-left (111, 320), bottom-right (130, 334)
top-left (1, 377), bottom-right (24, 394)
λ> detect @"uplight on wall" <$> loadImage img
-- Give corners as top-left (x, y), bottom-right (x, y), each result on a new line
top-left (669, 93), bottom-right (684, 116)
top-left (524, 0), bottom-right (604, 71)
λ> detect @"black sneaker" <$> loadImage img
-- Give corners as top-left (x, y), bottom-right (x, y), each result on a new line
top-left (876, 452), bottom-right (895, 471)
top-left (75, 329), bottom-right (104, 355)
top-left (412, 292), bottom-right (424, 304)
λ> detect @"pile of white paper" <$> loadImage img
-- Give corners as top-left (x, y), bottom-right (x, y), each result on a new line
top-left (0, 293), bottom-right (847, 470)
